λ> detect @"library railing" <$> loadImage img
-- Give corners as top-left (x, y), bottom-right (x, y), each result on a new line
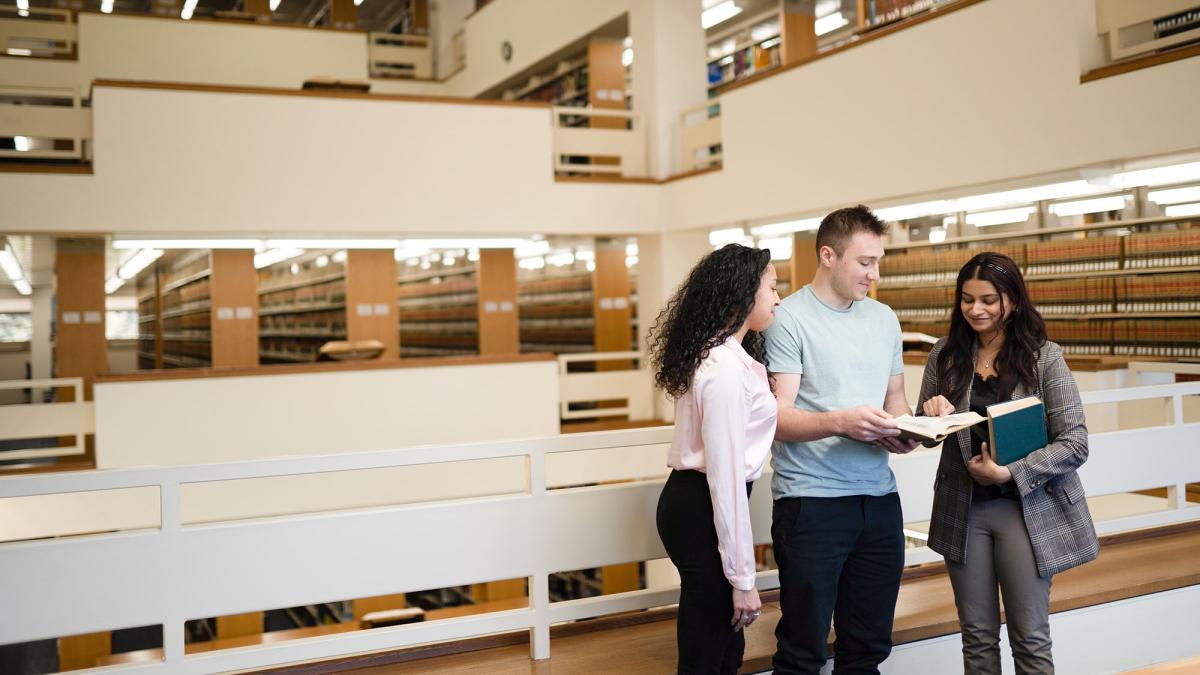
top-left (0, 380), bottom-right (1196, 669)
top-left (557, 351), bottom-right (655, 422)
top-left (0, 377), bottom-right (92, 463)
top-left (0, 5), bottom-right (75, 56)
top-left (551, 106), bottom-right (647, 178)
top-left (679, 98), bottom-right (722, 174)
top-left (367, 33), bottom-right (433, 80)
top-left (1094, 0), bottom-right (1200, 62)
top-left (0, 85), bottom-right (90, 160)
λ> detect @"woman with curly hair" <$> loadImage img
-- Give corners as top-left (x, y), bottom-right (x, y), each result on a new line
top-left (650, 243), bottom-right (780, 674)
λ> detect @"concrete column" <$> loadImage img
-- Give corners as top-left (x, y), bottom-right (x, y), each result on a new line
top-left (629, 0), bottom-right (709, 179)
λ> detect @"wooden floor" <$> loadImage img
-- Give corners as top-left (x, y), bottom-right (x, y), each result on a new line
top-left (263, 522), bottom-right (1200, 674)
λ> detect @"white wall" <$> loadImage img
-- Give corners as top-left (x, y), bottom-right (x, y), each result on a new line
top-left (93, 358), bottom-right (561, 467)
top-left (663, 0), bottom-right (1200, 232)
top-left (0, 83), bottom-right (662, 235)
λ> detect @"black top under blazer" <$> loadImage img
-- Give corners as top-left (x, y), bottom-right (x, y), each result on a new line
top-left (917, 339), bottom-right (1100, 578)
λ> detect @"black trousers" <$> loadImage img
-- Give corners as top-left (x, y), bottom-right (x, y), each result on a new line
top-left (771, 493), bottom-right (904, 675)
top-left (656, 469), bottom-right (753, 675)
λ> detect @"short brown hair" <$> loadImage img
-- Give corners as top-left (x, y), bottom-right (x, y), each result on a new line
top-left (815, 205), bottom-right (889, 256)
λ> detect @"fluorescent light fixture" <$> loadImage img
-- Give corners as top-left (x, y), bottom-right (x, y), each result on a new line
top-left (942, 215), bottom-right (957, 227)
top-left (964, 207), bottom-right (1035, 227)
top-left (353, 0), bottom-right (363, 6)
top-left (701, 0), bottom-right (741, 29)
top-left (13, 136), bottom-right (30, 152)
top-left (928, 227), bottom-right (947, 244)
top-left (100, 0), bottom-right (113, 12)
top-left (269, 0), bottom-right (281, 10)
top-left (815, 11), bottom-right (849, 35)
top-left (12, 278), bottom-right (32, 295)
top-left (1164, 202), bottom-right (1200, 217)
top-left (17, 9), bottom-right (29, 16)
top-left (467, 249), bottom-right (480, 262)
top-left (575, 249), bottom-right (595, 262)
top-left (1148, 186), bottom-right (1200, 205)
top-left (113, 239), bottom-right (261, 249)
top-left (751, 217), bottom-right (821, 236)
top-left (442, 256), bottom-right (456, 266)
top-left (586, 260), bottom-right (596, 272)
top-left (717, 55), bottom-right (734, 66)
top-left (623, 36), bottom-right (633, 48)
top-left (1049, 195), bottom-right (1127, 217)
top-left (709, 226), bottom-right (747, 246)
top-left (6, 48), bottom-right (33, 56)
top-left (1116, 161), bottom-right (1200, 188)
top-left (953, 180), bottom-right (1097, 212)
top-left (759, 36), bottom-right (782, 49)
top-left (420, 260), bottom-right (431, 270)
top-left (254, 247), bottom-right (304, 269)
top-left (622, 48), bottom-right (633, 67)
top-left (874, 201), bottom-right (952, 222)
top-left (115, 248), bottom-right (164, 284)
top-left (265, 239), bottom-right (399, 249)
top-left (547, 251), bottom-right (575, 267)
top-left (625, 243), bottom-right (638, 257)
top-left (625, 255), bottom-right (639, 268)
top-left (105, 277), bottom-right (125, 294)
top-left (516, 240), bottom-right (551, 259)
top-left (332, 250), bottom-right (347, 264)
top-left (315, 255), bottom-right (329, 268)
top-left (16, 0), bottom-right (28, 9)
top-left (758, 237), bottom-right (793, 261)
top-left (519, 257), bottom-right (545, 270)
top-left (402, 237), bottom-right (528, 250)
top-left (180, 0), bottom-right (198, 19)
top-left (0, 246), bottom-right (31, 296)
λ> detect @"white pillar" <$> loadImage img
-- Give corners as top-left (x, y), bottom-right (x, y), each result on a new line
top-left (636, 228), bottom-right (713, 420)
top-left (629, 0), bottom-right (709, 180)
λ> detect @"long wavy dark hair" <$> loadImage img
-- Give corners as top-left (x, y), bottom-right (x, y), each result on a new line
top-left (648, 244), bottom-right (773, 399)
top-left (937, 252), bottom-right (1047, 404)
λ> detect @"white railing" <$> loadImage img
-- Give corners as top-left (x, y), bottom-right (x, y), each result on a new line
top-left (557, 351), bottom-right (655, 421)
top-left (0, 5), bottom-right (75, 56)
top-left (1095, 0), bottom-right (1200, 61)
top-left (679, 98), bottom-right (722, 173)
top-left (0, 381), bottom-right (1195, 671)
top-left (367, 33), bottom-right (432, 79)
top-left (551, 107), bottom-right (647, 178)
top-left (0, 377), bottom-right (92, 462)
top-left (0, 85), bottom-right (90, 160)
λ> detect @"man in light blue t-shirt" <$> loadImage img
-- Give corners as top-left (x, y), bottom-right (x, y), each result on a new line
top-left (764, 205), bottom-right (919, 674)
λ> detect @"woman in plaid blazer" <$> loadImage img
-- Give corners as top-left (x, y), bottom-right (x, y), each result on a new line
top-left (916, 252), bottom-right (1099, 675)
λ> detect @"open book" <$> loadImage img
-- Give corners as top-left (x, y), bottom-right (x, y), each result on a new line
top-left (894, 411), bottom-right (987, 443)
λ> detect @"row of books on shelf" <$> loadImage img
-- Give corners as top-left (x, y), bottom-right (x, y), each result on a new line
top-left (707, 42), bottom-right (780, 89)
top-left (881, 246), bottom-right (1022, 284)
top-left (259, 310), bottom-right (345, 337)
top-left (260, 280), bottom-right (346, 308)
top-left (1025, 237), bottom-right (1121, 275)
top-left (1125, 229), bottom-right (1200, 268)
top-left (902, 318), bottom-right (1200, 357)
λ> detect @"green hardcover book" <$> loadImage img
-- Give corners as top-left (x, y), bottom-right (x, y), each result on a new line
top-left (987, 396), bottom-right (1048, 465)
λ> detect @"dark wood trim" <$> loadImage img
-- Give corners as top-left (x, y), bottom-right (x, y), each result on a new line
top-left (0, 163), bottom-right (93, 175)
top-left (95, 352), bottom-right (557, 383)
top-left (553, 174), bottom-right (659, 185)
top-left (1081, 42), bottom-right (1200, 84)
top-left (77, 9), bottom-right (367, 34)
top-left (716, 0), bottom-right (988, 97)
top-left (0, 52), bottom-right (77, 62)
top-left (660, 164), bottom-right (723, 184)
top-left (90, 79), bottom-right (550, 110)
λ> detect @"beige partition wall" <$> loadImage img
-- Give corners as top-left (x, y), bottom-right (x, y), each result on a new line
top-left (477, 248), bottom-right (519, 355)
top-left (210, 250), bottom-right (259, 368)
top-left (54, 238), bottom-right (107, 401)
top-left (346, 249), bottom-right (400, 360)
top-left (781, 0), bottom-right (818, 65)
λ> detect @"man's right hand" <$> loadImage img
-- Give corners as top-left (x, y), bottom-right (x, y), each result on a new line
top-left (838, 406), bottom-right (899, 443)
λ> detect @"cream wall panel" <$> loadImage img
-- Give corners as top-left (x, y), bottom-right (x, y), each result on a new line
top-left (93, 359), bottom-right (560, 467)
top-left (77, 14), bottom-right (368, 89)
top-left (0, 57), bottom-right (82, 90)
top-left (664, 0), bottom-right (1200, 232)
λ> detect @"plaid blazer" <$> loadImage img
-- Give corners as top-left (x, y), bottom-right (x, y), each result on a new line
top-left (917, 339), bottom-right (1099, 578)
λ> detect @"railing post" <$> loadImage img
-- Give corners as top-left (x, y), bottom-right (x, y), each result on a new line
top-left (529, 570), bottom-right (551, 660)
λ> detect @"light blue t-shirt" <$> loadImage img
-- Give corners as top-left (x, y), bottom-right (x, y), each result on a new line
top-left (764, 285), bottom-right (905, 499)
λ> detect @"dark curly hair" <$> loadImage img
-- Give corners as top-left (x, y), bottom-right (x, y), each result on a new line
top-left (647, 244), bottom-right (773, 399)
top-left (936, 251), bottom-right (1047, 403)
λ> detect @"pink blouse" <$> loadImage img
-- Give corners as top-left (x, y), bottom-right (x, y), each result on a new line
top-left (667, 336), bottom-right (777, 590)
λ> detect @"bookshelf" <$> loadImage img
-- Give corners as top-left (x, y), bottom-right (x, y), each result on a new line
top-left (397, 263), bottom-right (479, 358)
top-left (136, 264), bottom-right (161, 370)
top-left (258, 253), bottom-right (347, 364)
top-left (881, 217), bottom-right (1200, 359)
top-left (706, 9), bottom-right (782, 93)
top-left (158, 250), bottom-right (213, 369)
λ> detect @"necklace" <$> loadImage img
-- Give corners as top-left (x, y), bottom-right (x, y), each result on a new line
top-left (978, 333), bottom-right (1002, 370)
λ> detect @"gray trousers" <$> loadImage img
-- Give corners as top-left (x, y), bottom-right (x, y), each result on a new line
top-left (945, 497), bottom-right (1054, 675)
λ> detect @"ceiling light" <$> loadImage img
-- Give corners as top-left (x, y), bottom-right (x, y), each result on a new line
top-left (516, 240), bottom-right (551, 258)
top-left (0, 246), bottom-right (31, 296)
top-left (180, 0), bottom-right (198, 19)
top-left (815, 11), bottom-right (849, 35)
top-left (622, 48), bottom-right (633, 67)
top-left (519, 257), bottom-right (545, 270)
top-left (1049, 195), bottom-right (1128, 217)
top-left (13, 136), bottom-right (30, 152)
top-left (709, 226), bottom-right (748, 246)
top-left (1148, 186), bottom-right (1200, 205)
top-left (964, 207), bottom-right (1035, 227)
top-left (254, 247), bottom-right (304, 269)
top-left (105, 277), bottom-right (125, 294)
top-left (575, 249), bottom-right (595, 262)
top-left (332, 250), bottom-right (347, 264)
top-left (117, 248), bottom-right (164, 281)
top-left (625, 243), bottom-right (638, 257)
top-left (1116, 161), bottom-right (1200, 188)
top-left (402, 237), bottom-right (529, 249)
top-left (758, 237), bottom-right (793, 260)
top-left (6, 48), bottom-right (32, 56)
top-left (928, 227), bottom-right (947, 244)
top-left (266, 239), bottom-right (399, 249)
top-left (701, 0), bottom-right (742, 29)
top-left (100, 0), bottom-right (113, 12)
top-left (113, 239), bottom-right (261, 249)
top-left (874, 201), bottom-right (952, 222)
top-left (1164, 202), bottom-right (1200, 217)
top-left (269, 0), bottom-right (281, 9)
top-left (16, 0), bottom-right (28, 9)
top-left (315, 255), bottom-right (329, 268)
top-left (759, 36), bottom-right (782, 49)
top-left (625, 255), bottom-right (639, 268)
top-left (751, 218), bottom-right (821, 236)
top-left (467, 249), bottom-right (480, 262)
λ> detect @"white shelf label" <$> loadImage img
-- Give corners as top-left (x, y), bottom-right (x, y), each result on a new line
top-left (216, 307), bottom-right (235, 320)
top-left (356, 303), bottom-right (373, 317)
top-left (62, 311), bottom-right (80, 324)
top-left (599, 297), bottom-right (615, 310)
top-left (83, 311), bottom-right (102, 324)
top-left (500, 301), bottom-right (514, 312)
top-left (373, 303), bottom-right (390, 316)
top-left (483, 301), bottom-right (498, 313)
top-left (235, 306), bottom-right (253, 320)
top-left (613, 297), bottom-right (629, 310)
